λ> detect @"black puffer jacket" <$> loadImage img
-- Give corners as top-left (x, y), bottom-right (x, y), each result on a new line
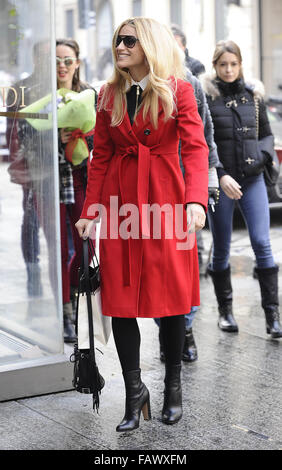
top-left (201, 76), bottom-right (274, 181)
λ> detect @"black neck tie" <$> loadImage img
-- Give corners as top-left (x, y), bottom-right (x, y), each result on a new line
top-left (126, 85), bottom-right (143, 124)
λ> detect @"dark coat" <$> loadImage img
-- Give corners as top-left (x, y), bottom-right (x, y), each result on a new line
top-left (185, 68), bottom-right (219, 169)
top-left (201, 75), bottom-right (274, 181)
top-left (81, 79), bottom-right (209, 318)
top-left (185, 49), bottom-right (206, 78)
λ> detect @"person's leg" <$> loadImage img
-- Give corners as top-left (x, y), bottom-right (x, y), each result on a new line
top-left (60, 203), bottom-right (70, 304)
top-left (160, 315), bottom-right (185, 424)
top-left (196, 230), bottom-right (204, 272)
top-left (238, 175), bottom-right (282, 337)
top-left (22, 187), bottom-right (42, 296)
top-left (60, 203), bottom-right (76, 342)
top-left (184, 307), bottom-right (197, 329)
top-left (112, 317), bottom-right (140, 372)
top-left (158, 309), bottom-right (198, 363)
top-left (207, 188), bottom-right (234, 272)
top-left (67, 170), bottom-right (89, 314)
top-left (207, 189), bottom-right (238, 331)
top-left (112, 317), bottom-right (151, 432)
top-left (238, 174), bottom-right (274, 269)
top-left (68, 169), bottom-right (87, 289)
top-left (160, 315), bottom-right (185, 365)
top-left (183, 307), bottom-right (198, 362)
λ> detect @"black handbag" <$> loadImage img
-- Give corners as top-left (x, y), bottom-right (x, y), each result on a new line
top-left (263, 151), bottom-right (280, 186)
top-left (254, 96), bottom-right (280, 186)
top-left (70, 239), bottom-right (105, 412)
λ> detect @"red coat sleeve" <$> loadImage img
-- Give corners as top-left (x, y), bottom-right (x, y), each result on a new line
top-left (80, 89), bottom-right (115, 219)
top-left (176, 80), bottom-right (209, 210)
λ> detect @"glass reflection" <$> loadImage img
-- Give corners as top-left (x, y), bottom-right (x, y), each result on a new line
top-left (0, 0), bottom-right (62, 365)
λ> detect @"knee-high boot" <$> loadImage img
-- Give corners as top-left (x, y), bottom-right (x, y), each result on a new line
top-left (255, 265), bottom-right (282, 338)
top-left (208, 265), bottom-right (238, 332)
top-left (162, 363), bottom-right (182, 425)
top-left (116, 369), bottom-right (151, 432)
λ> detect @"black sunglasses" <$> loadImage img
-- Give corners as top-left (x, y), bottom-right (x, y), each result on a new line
top-left (116, 35), bottom-right (139, 49)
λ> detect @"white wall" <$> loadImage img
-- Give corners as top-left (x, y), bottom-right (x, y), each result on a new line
top-left (226, 0), bottom-right (257, 80)
top-left (111, 0), bottom-right (132, 28)
top-left (183, 0), bottom-right (216, 74)
top-left (142, 0), bottom-right (170, 23)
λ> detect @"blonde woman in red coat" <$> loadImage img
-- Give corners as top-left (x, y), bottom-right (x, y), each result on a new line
top-left (76, 17), bottom-right (209, 432)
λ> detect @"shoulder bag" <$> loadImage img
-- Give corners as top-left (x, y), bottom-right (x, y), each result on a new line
top-left (254, 96), bottom-right (280, 186)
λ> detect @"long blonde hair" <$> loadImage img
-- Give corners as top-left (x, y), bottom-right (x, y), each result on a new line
top-left (99, 17), bottom-right (186, 128)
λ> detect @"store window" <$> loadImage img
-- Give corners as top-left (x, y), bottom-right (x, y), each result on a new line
top-left (0, 0), bottom-right (66, 399)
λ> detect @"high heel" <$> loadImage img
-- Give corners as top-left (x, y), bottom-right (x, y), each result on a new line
top-left (141, 398), bottom-right (151, 421)
top-left (116, 369), bottom-right (151, 432)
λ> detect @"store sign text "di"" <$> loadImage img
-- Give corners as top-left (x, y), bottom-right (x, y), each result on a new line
top-left (0, 86), bottom-right (26, 108)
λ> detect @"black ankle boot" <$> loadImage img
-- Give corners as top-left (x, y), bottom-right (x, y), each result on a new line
top-left (255, 265), bottom-right (282, 338)
top-left (182, 328), bottom-right (198, 362)
top-left (208, 265), bottom-right (238, 332)
top-left (162, 364), bottom-right (182, 425)
top-left (116, 369), bottom-right (151, 432)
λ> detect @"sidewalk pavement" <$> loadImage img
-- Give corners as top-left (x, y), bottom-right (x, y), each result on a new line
top-left (1, 209), bottom-right (282, 451)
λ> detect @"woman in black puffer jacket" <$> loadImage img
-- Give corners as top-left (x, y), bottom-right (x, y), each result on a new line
top-left (201, 40), bottom-right (282, 339)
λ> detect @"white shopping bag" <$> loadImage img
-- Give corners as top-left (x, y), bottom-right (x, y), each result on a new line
top-left (77, 287), bottom-right (112, 348)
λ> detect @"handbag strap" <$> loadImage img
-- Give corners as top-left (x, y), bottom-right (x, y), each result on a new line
top-left (83, 238), bottom-right (96, 361)
top-left (254, 96), bottom-right (259, 139)
top-left (88, 237), bottom-right (99, 269)
top-left (74, 238), bottom-right (99, 338)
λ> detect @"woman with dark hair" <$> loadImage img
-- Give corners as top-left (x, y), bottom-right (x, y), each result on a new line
top-left (56, 38), bottom-right (97, 342)
top-left (76, 17), bottom-right (208, 431)
top-left (201, 40), bottom-right (282, 338)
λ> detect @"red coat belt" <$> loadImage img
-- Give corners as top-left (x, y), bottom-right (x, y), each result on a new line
top-left (115, 141), bottom-right (178, 286)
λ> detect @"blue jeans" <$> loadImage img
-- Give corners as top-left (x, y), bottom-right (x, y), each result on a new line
top-left (154, 306), bottom-right (198, 329)
top-left (207, 173), bottom-right (275, 271)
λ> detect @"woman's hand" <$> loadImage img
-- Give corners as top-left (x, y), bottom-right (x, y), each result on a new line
top-left (220, 175), bottom-right (243, 200)
top-left (60, 128), bottom-right (72, 144)
top-left (186, 203), bottom-right (206, 232)
top-left (75, 218), bottom-right (96, 240)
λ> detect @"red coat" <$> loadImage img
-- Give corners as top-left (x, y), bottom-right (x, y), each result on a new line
top-left (81, 79), bottom-right (209, 318)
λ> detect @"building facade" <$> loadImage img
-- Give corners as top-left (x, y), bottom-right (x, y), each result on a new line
top-left (54, 0), bottom-right (282, 96)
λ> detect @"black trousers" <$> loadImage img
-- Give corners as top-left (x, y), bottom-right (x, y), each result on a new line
top-left (112, 315), bottom-right (185, 372)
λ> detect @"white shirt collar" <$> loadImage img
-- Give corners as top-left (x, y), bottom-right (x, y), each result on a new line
top-left (125, 74), bottom-right (149, 91)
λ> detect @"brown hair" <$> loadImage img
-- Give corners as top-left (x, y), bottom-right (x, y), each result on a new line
top-left (212, 40), bottom-right (243, 79)
top-left (56, 38), bottom-right (81, 91)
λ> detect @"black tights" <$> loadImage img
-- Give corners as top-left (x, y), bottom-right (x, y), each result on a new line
top-left (112, 316), bottom-right (185, 372)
